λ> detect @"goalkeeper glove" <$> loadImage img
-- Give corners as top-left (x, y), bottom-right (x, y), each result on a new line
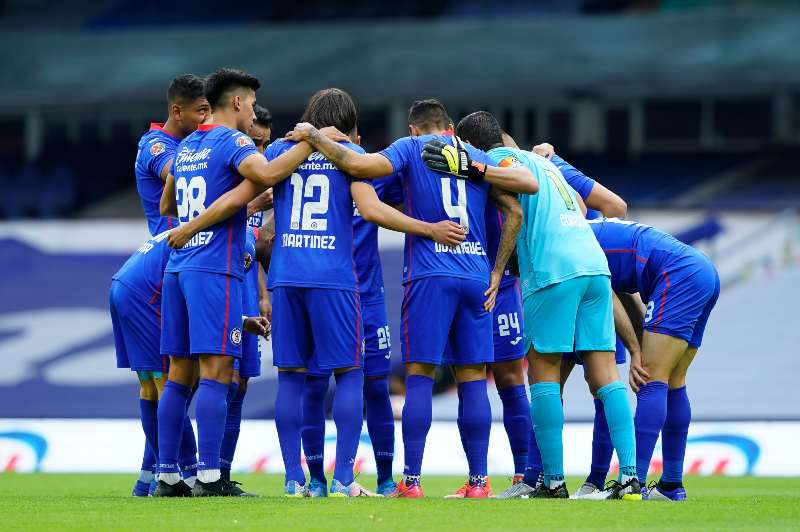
top-left (422, 136), bottom-right (487, 181)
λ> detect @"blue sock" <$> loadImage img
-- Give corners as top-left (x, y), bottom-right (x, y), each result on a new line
top-left (401, 375), bottom-right (434, 478)
top-left (456, 386), bottom-right (468, 456)
top-left (302, 374), bottom-right (329, 484)
top-left (141, 441), bottom-right (157, 475)
top-left (662, 386), bottom-right (691, 485)
top-left (220, 381), bottom-right (243, 481)
top-left (458, 380), bottom-right (491, 478)
top-left (332, 369), bottom-right (364, 486)
top-left (179, 414), bottom-right (198, 479)
top-left (364, 376), bottom-right (395, 485)
top-left (633, 381), bottom-right (668, 484)
top-left (139, 399), bottom-right (159, 463)
top-left (275, 371), bottom-right (307, 485)
top-left (530, 382), bottom-right (563, 487)
top-left (195, 378), bottom-right (229, 473)
top-left (597, 381), bottom-right (638, 482)
top-left (157, 380), bottom-right (190, 475)
top-left (498, 384), bottom-right (531, 476)
top-left (587, 398), bottom-right (613, 488)
top-left (523, 426), bottom-right (544, 487)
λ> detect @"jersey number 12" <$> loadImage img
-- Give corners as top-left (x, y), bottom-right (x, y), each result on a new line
top-left (289, 173), bottom-right (330, 231)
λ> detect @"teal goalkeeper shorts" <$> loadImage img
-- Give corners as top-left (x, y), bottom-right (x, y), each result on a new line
top-left (523, 274), bottom-right (616, 355)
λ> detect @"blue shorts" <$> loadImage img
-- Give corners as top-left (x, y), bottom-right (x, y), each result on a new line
top-left (238, 331), bottom-right (261, 378)
top-left (645, 253), bottom-right (720, 348)
top-left (523, 274), bottom-right (616, 354)
top-left (160, 271), bottom-right (244, 358)
top-left (401, 276), bottom-right (493, 366)
top-left (308, 299), bottom-right (390, 377)
top-left (492, 282), bottom-right (526, 362)
top-left (110, 280), bottom-right (166, 372)
top-left (563, 336), bottom-right (627, 365)
top-left (271, 286), bottom-right (363, 371)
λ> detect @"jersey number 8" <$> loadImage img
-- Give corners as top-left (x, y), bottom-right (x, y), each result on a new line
top-left (290, 173), bottom-right (329, 231)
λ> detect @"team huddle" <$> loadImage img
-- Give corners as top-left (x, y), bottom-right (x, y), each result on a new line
top-left (109, 68), bottom-right (720, 500)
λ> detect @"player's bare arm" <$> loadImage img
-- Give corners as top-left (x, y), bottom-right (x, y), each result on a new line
top-left (617, 291), bottom-right (646, 344)
top-left (159, 158), bottom-right (174, 182)
top-left (166, 178), bottom-right (265, 248)
top-left (286, 123), bottom-right (394, 179)
top-left (612, 292), bottom-right (648, 391)
top-left (160, 173), bottom-right (178, 217)
top-left (351, 181), bottom-right (466, 247)
top-left (484, 187), bottom-right (522, 312)
top-left (585, 181), bottom-right (627, 218)
top-left (255, 213), bottom-right (274, 322)
top-left (247, 188), bottom-right (273, 217)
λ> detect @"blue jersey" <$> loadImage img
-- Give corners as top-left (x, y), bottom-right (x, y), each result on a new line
top-left (243, 228), bottom-right (260, 315)
top-left (266, 139), bottom-right (359, 291)
top-left (380, 135), bottom-right (493, 285)
top-left (353, 177), bottom-right (392, 304)
top-left (135, 123), bottom-right (180, 236)
top-left (247, 211), bottom-right (263, 229)
top-left (588, 218), bottom-right (699, 298)
top-left (552, 154), bottom-right (602, 220)
top-left (112, 231), bottom-right (172, 305)
top-left (165, 124), bottom-right (258, 281)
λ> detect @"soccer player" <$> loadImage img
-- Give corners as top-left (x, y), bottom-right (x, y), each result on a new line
top-left (450, 111), bottom-right (640, 500)
top-left (586, 217), bottom-right (719, 501)
top-left (154, 68), bottom-right (321, 497)
top-left (287, 98), bottom-right (536, 498)
top-left (110, 231), bottom-right (172, 496)
top-left (135, 75), bottom-right (209, 236)
top-left (169, 88), bottom-right (467, 497)
top-left (299, 171), bottom-right (404, 498)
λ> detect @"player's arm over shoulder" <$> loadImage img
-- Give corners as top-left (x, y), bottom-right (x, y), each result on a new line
top-left (238, 137), bottom-right (312, 187)
top-left (482, 148), bottom-right (538, 194)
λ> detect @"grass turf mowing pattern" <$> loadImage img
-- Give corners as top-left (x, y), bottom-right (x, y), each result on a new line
top-left (1, 474), bottom-right (798, 531)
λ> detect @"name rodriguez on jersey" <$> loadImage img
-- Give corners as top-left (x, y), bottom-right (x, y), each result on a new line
top-left (434, 240), bottom-right (486, 255)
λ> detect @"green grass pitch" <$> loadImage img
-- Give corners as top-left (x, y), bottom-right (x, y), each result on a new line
top-left (1, 474), bottom-right (798, 530)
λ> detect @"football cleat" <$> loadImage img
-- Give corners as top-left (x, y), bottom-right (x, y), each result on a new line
top-left (306, 479), bottom-right (328, 498)
top-left (191, 478), bottom-right (235, 497)
top-left (132, 480), bottom-right (150, 497)
top-left (647, 481), bottom-right (687, 501)
top-left (152, 480), bottom-right (193, 497)
top-left (148, 479), bottom-right (157, 496)
top-left (226, 480), bottom-right (259, 497)
top-left (511, 474), bottom-right (525, 485)
top-left (389, 479), bottom-right (424, 498)
top-left (284, 480), bottom-right (307, 498)
top-left (570, 481), bottom-right (602, 499)
top-left (376, 479), bottom-right (398, 497)
top-left (329, 479), bottom-right (382, 498)
top-left (444, 481), bottom-right (469, 499)
top-left (494, 481), bottom-right (536, 499)
top-left (530, 483), bottom-right (569, 499)
top-left (464, 483), bottom-right (491, 499)
top-left (583, 478), bottom-right (642, 501)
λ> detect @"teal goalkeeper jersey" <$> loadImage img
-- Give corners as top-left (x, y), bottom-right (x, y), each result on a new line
top-left (486, 147), bottom-right (609, 298)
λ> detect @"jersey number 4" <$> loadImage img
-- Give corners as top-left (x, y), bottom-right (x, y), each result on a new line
top-left (290, 173), bottom-right (329, 231)
top-left (441, 177), bottom-right (469, 233)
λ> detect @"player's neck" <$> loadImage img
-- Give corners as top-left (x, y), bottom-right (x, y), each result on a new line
top-left (160, 118), bottom-right (184, 139)
top-left (208, 110), bottom-right (240, 132)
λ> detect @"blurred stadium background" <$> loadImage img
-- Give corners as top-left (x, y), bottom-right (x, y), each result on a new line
top-left (0, 0), bottom-right (798, 477)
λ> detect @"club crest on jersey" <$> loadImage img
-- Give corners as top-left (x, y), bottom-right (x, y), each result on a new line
top-left (243, 252), bottom-right (253, 271)
top-left (498, 156), bottom-right (521, 168)
top-left (150, 142), bottom-right (166, 156)
top-left (230, 328), bottom-right (242, 346)
top-left (236, 135), bottom-right (254, 147)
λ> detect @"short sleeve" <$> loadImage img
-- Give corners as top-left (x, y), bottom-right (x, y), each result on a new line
top-left (485, 147), bottom-right (521, 166)
top-left (264, 139), bottom-right (282, 162)
top-left (229, 132), bottom-right (259, 169)
top-left (146, 138), bottom-right (174, 178)
top-left (551, 155), bottom-right (595, 201)
top-left (379, 137), bottom-right (413, 174)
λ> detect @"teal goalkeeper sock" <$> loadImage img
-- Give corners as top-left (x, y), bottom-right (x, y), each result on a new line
top-left (529, 382), bottom-right (564, 487)
top-left (596, 381), bottom-right (637, 481)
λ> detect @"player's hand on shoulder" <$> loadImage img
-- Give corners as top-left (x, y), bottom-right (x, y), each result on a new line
top-left (422, 136), bottom-right (486, 181)
top-left (532, 142), bottom-right (555, 159)
top-left (167, 227), bottom-right (191, 249)
top-left (428, 220), bottom-right (466, 248)
top-left (285, 122), bottom-right (316, 141)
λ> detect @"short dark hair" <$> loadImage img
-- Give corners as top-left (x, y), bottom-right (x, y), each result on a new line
top-left (253, 105), bottom-right (272, 128)
top-left (456, 111), bottom-right (503, 152)
top-left (204, 68), bottom-right (261, 110)
top-left (408, 99), bottom-right (451, 131)
top-left (167, 74), bottom-right (205, 105)
top-left (300, 88), bottom-right (357, 134)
